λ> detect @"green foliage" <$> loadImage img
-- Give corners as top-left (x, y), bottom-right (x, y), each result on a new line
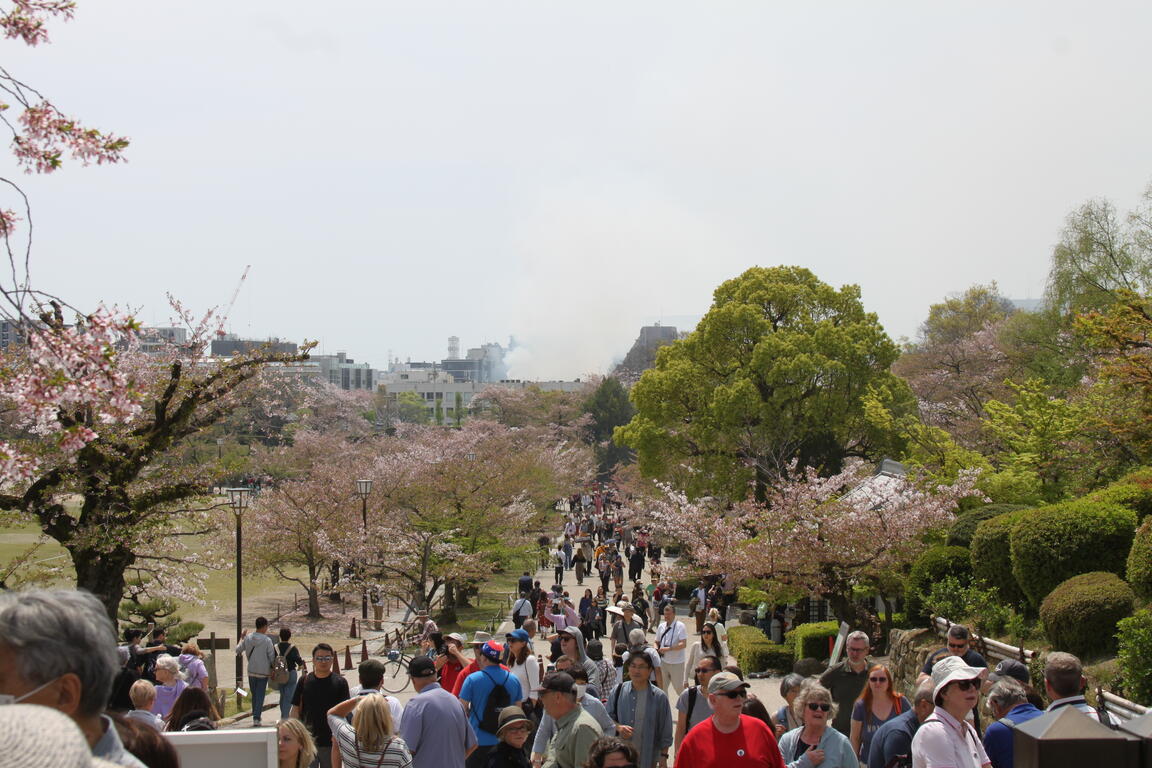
top-left (978, 467), bottom-right (1045, 507)
top-left (1010, 499), bottom-right (1137, 607)
top-left (920, 283), bottom-right (1017, 347)
top-left (983, 379), bottom-right (1082, 502)
top-left (1116, 609), bottom-right (1152, 704)
top-left (905, 546), bottom-right (972, 623)
top-left (970, 508), bottom-right (1033, 607)
top-left (1039, 571), bottom-right (1135, 658)
top-left (922, 576), bottom-right (1011, 636)
top-left (785, 621), bottom-right (840, 661)
top-left (616, 265), bottom-right (903, 500)
top-left (1126, 517), bottom-right (1152, 599)
top-left (1087, 468), bottom-right (1152, 521)
top-left (583, 377), bottom-right (634, 479)
top-left (117, 583), bottom-right (204, 644)
top-left (947, 505), bottom-right (1026, 548)
top-left (727, 625), bottom-right (794, 674)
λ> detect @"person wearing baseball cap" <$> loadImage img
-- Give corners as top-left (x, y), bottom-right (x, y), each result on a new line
top-left (910, 655), bottom-right (991, 768)
top-left (538, 672), bottom-right (603, 768)
top-left (505, 629), bottom-right (541, 717)
top-left (437, 632), bottom-right (470, 694)
top-left (676, 672), bottom-right (785, 767)
top-left (451, 632), bottom-right (501, 697)
top-left (400, 655), bottom-right (478, 768)
top-left (460, 641), bottom-right (522, 768)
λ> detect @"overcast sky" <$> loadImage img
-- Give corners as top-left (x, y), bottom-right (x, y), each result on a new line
top-left (10, 1), bottom-right (1152, 379)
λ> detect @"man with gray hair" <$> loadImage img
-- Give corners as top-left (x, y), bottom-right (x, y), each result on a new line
top-left (867, 679), bottom-right (935, 768)
top-left (819, 629), bottom-right (872, 734)
top-left (983, 677), bottom-right (1043, 768)
top-left (0, 589), bottom-right (147, 768)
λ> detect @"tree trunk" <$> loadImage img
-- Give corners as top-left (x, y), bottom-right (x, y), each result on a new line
top-left (306, 585), bottom-right (322, 619)
top-left (70, 544), bottom-right (135, 622)
top-left (825, 590), bottom-right (879, 645)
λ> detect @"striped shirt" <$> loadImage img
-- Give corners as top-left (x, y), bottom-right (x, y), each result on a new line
top-left (327, 716), bottom-right (413, 768)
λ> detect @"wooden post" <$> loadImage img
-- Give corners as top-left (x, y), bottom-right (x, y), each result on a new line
top-left (207, 632), bottom-right (218, 691)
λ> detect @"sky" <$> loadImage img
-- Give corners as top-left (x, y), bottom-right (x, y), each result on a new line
top-left (9, 1), bottom-right (1152, 379)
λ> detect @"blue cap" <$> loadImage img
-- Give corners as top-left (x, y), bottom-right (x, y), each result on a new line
top-left (505, 628), bottom-right (531, 643)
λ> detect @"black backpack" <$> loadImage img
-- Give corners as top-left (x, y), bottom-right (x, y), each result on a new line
top-left (478, 669), bottom-right (512, 733)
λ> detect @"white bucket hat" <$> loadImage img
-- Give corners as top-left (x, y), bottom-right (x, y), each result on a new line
top-left (931, 654), bottom-right (988, 700)
top-left (0, 703), bottom-right (120, 768)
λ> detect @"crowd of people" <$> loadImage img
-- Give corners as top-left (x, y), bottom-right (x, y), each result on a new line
top-left (0, 493), bottom-right (1130, 768)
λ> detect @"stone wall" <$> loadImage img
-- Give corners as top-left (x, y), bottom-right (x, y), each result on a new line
top-left (887, 627), bottom-right (939, 696)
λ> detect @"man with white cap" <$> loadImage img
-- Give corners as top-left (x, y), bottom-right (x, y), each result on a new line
top-left (910, 655), bottom-right (991, 768)
top-left (0, 704), bottom-right (122, 768)
top-left (676, 672), bottom-right (786, 767)
top-left (609, 601), bottom-right (644, 647)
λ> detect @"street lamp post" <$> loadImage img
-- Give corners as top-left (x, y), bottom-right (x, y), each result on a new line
top-left (227, 487), bottom-right (251, 699)
top-left (356, 479), bottom-right (373, 620)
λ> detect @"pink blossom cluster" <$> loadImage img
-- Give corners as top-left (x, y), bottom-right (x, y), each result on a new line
top-left (0, 208), bottom-right (19, 235)
top-left (12, 101), bottom-right (129, 173)
top-left (0, 0), bottom-right (74, 46)
top-left (0, 307), bottom-right (141, 482)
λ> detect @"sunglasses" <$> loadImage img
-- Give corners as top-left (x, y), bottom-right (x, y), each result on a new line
top-left (948, 642), bottom-right (967, 650)
top-left (869, 677), bottom-right (888, 683)
top-left (950, 679), bottom-right (978, 692)
top-left (807, 702), bottom-right (832, 712)
top-left (717, 689), bottom-right (747, 699)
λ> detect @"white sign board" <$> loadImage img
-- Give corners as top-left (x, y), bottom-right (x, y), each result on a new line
top-left (828, 621), bottom-right (851, 666)
top-left (165, 729), bottom-right (277, 768)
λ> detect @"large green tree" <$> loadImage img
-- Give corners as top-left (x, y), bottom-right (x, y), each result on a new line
top-left (584, 376), bottom-right (634, 479)
top-left (616, 266), bottom-right (903, 501)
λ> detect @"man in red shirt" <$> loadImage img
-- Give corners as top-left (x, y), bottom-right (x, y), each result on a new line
top-left (676, 672), bottom-right (785, 768)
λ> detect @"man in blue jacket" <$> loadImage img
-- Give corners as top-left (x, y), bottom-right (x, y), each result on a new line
top-left (867, 681), bottom-right (934, 768)
top-left (983, 678), bottom-right (1044, 768)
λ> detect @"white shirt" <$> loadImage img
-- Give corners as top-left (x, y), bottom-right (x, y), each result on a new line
top-left (911, 707), bottom-right (990, 768)
top-left (351, 686), bottom-right (405, 730)
top-left (512, 655), bottom-right (541, 701)
top-left (655, 620), bottom-right (688, 665)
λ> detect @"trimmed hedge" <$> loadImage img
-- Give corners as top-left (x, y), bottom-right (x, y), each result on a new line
top-left (785, 621), bottom-right (840, 661)
top-left (906, 546), bottom-right (972, 623)
top-left (1010, 499), bottom-right (1137, 608)
top-left (1117, 609), bottom-right (1152, 704)
top-left (1039, 571), bottom-right (1135, 658)
top-left (727, 625), bottom-right (794, 674)
top-left (1127, 517), bottom-right (1152, 600)
top-left (1087, 467), bottom-right (1152, 522)
top-left (947, 504), bottom-right (1026, 548)
top-left (970, 508), bottom-right (1033, 607)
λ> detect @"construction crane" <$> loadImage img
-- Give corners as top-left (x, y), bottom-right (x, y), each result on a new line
top-left (217, 265), bottom-right (251, 337)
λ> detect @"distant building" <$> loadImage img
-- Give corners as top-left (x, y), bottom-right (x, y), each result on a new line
top-left (380, 369), bottom-right (582, 420)
top-left (0, 319), bottom-right (27, 350)
top-left (312, 352), bottom-right (378, 391)
top-left (210, 334), bottom-right (298, 357)
top-left (613, 324), bottom-right (681, 384)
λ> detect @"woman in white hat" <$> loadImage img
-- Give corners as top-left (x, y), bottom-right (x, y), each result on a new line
top-left (911, 655), bottom-right (992, 768)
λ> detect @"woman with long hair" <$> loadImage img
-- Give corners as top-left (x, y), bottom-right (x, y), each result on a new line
top-left (327, 692), bottom-right (413, 767)
top-left (850, 663), bottom-right (905, 762)
top-left (278, 718), bottom-right (318, 768)
top-left (685, 622), bottom-right (727, 675)
top-left (505, 629), bottom-right (540, 717)
top-left (275, 627), bottom-right (306, 721)
top-left (165, 686), bottom-right (220, 731)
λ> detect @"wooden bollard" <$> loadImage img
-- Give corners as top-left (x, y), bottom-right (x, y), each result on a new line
top-left (361, 640), bottom-right (368, 662)
top-left (351, 618), bottom-right (358, 638)
top-left (344, 644), bottom-right (353, 670)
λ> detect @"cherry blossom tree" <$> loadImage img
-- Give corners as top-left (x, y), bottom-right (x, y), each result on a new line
top-left (0, 304), bottom-right (312, 619)
top-left (633, 459), bottom-right (981, 635)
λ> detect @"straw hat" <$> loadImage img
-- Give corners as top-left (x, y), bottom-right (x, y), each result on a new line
top-left (0, 704), bottom-right (120, 768)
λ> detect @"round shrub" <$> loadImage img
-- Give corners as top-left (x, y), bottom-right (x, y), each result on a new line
top-left (1010, 499), bottom-right (1137, 608)
top-left (905, 546), bottom-right (972, 623)
top-left (1117, 609), bottom-right (1152, 704)
top-left (970, 509), bottom-right (1032, 608)
top-left (1127, 517), bottom-right (1152, 600)
top-left (947, 504), bottom-right (1026, 548)
top-left (1039, 571), bottom-right (1135, 658)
